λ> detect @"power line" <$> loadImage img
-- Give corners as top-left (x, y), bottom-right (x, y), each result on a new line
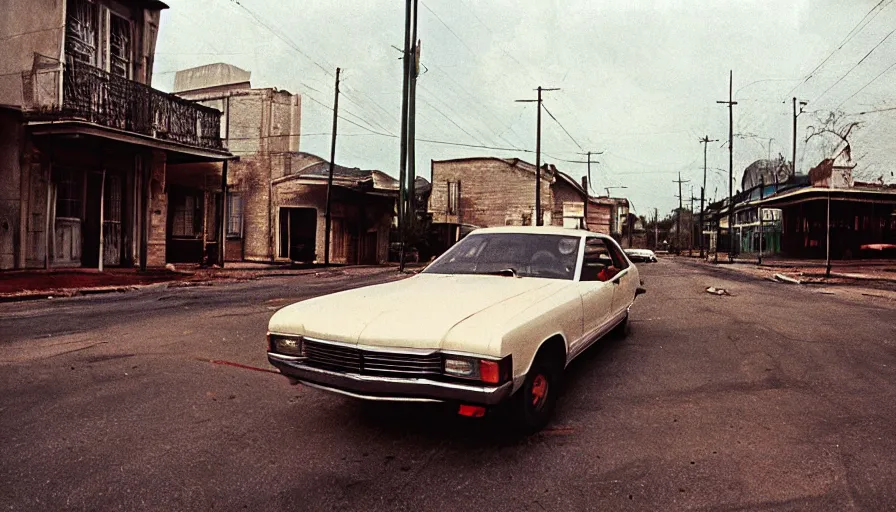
top-left (813, 26), bottom-right (896, 104)
top-left (0, 25), bottom-right (64, 42)
top-left (419, 1), bottom-right (477, 57)
top-left (222, 0), bottom-right (398, 136)
top-left (847, 105), bottom-right (896, 115)
top-left (542, 103), bottom-right (584, 152)
top-left (835, 60), bottom-right (896, 109)
top-left (784, 0), bottom-right (893, 97)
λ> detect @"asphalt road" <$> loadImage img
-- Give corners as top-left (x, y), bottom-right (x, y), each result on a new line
top-left (2, 260), bottom-right (895, 511)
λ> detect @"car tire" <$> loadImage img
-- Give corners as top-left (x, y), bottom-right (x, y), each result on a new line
top-left (511, 354), bottom-right (562, 434)
top-left (609, 311), bottom-right (629, 339)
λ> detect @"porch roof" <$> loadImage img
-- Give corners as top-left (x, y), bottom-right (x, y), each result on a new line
top-left (743, 186), bottom-right (896, 209)
top-left (26, 120), bottom-right (234, 164)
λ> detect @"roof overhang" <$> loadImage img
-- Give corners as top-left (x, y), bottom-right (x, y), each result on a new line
top-left (743, 186), bottom-right (896, 209)
top-left (26, 120), bottom-right (233, 163)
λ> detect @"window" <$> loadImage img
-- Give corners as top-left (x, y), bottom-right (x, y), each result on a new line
top-left (581, 237), bottom-right (627, 281)
top-left (65, 0), bottom-right (133, 77)
top-left (447, 181), bottom-right (460, 215)
top-left (65, 0), bottom-right (98, 66)
top-left (226, 192), bottom-right (243, 238)
top-left (109, 13), bottom-right (132, 78)
top-left (104, 174), bottom-right (121, 223)
top-left (171, 192), bottom-right (202, 238)
top-left (54, 168), bottom-right (83, 219)
top-left (423, 233), bottom-right (579, 280)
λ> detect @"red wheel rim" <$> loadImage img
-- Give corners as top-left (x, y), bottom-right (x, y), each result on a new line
top-left (531, 374), bottom-right (548, 409)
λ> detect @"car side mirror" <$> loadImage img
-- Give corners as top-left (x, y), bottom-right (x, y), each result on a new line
top-left (636, 286), bottom-right (647, 296)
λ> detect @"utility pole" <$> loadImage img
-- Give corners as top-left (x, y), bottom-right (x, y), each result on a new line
top-left (699, 136), bottom-right (718, 259)
top-left (673, 173), bottom-right (689, 253)
top-left (568, 151), bottom-right (604, 230)
top-left (654, 208), bottom-right (659, 251)
top-left (717, 71), bottom-right (737, 262)
top-left (407, 5), bottom-right (420, 234)
top-left (324, 67), bottom-right (341, 266)
top-left (397, 0), bottom-right (413, 271)
top-left (758, 176), bottom-right (764, 265)
top-left (516, 86), bottom-right (559, 226)
top-left (791, 97), bottom-right (808, 175)
top-left (688, 187), bottom-right (699, 256)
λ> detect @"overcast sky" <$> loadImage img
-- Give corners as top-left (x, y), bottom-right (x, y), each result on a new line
top-left (153, 0), bottom-right (896, 218)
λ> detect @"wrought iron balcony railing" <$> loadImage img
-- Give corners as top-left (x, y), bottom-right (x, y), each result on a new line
top-left (58, 60), bottom-right (224, 150)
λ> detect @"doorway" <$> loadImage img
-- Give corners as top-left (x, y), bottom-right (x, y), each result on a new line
top-left (279, 208), bottom-right (317, 262)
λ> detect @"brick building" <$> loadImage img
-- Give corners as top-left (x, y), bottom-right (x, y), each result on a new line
top-left (430, 158), bottom-right (634, 250)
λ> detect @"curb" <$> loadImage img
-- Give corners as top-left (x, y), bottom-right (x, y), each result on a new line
top-left (0, 265), bottom-right (406, 303)
top-left (675, 257), bottom-right (896, 286)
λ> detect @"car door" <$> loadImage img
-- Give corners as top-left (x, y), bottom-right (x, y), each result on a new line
top-left (574, 237), bottom-right (617, 353)
top-left (603, 238), bottom-right (638, 318)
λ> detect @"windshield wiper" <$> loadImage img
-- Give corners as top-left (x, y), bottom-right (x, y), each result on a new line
top-left (484, 268), bottom-right (518, 277)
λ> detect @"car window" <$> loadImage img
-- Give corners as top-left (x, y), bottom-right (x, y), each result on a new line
top-left (424, 233), bottom-right (580, 280)
top-left (606, 239), bottom-right (630, 270)
top-left (581, 237), bottom-right (625, 282)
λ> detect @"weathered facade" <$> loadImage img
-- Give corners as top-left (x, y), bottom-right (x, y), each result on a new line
top-left (273, 153), bottom-right (396, 265)
top-left (702, 156), bottom-right (896, 260)
top-left (428, 157), bottom-right (635, 252)
top-left (0, 0), bottom-right (231, 270)
top-left (171, 63), bottom-right (301, 263)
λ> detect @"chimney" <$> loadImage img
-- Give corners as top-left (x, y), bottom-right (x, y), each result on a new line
top-left (581, 176), bottom-right (588, 192)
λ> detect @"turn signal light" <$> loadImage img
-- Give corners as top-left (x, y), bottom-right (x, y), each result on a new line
top-left (479, 360), bottom-right (500, 384)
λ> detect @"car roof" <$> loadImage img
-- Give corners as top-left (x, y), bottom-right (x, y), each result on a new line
top-left (467, 225), bottom-right (610, 238)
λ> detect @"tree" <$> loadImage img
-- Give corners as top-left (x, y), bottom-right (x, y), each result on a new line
top-left (805, 110), bottom-right (862, 163)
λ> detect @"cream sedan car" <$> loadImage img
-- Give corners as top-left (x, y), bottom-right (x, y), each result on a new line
top-left (267, 226), bottom-right (645, 432)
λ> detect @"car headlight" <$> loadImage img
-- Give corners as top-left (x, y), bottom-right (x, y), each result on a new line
top-left (443, 354), bottom-right (512, 384)
top-left (268, 333), bottom-right (305, 357)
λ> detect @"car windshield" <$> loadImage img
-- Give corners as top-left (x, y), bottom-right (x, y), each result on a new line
top-left (423, 233), bottom-right (580, 280)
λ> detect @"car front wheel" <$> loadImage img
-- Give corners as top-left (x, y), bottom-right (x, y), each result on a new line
top-left (511, 354), bottom-right (561, 434)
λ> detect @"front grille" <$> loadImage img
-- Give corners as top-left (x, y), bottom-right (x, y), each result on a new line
top-left (363, 352), bottom-right (443, 376)
top-left (304, 340), bottom-right (362, 372)
top-left (303, 339), bottom-right (442, 377)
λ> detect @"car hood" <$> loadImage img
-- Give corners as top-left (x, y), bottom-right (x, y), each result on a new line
top-left (268, 273), bottom-right (570, 354)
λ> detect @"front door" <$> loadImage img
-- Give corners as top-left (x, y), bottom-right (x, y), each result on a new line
top-left (278, 208), bottom-right (317, 262)
top-left (53, 167), bottom-right (84, 267)
top-left (603, 238), bottom-right (637, 316)
top-left (576, 237), bottom-right (617, 351)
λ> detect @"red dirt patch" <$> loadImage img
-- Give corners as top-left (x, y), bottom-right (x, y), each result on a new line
top-left (0, 269), bottom-right (187, 295)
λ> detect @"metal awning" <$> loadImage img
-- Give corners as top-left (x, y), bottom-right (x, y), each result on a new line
top-left (743, 187), bottom-right (896, 209)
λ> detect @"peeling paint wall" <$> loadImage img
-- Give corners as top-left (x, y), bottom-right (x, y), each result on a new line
top-left (0, 0), bottom-right (65, 107)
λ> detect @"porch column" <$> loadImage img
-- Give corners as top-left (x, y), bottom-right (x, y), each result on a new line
top-left (146, 149), bottom-right (167, 267)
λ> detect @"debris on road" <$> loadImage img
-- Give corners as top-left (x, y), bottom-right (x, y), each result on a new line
top-left (773, 273), bottom-right (802, 285)
top-left (705, 287), bottom-right (731, 296)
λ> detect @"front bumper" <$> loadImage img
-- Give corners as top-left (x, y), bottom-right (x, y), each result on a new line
top-left (268, 353), bottom-right (514, 405)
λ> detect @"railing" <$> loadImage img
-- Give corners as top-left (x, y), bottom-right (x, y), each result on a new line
top-left (60, 60), bottom-right (224, 150)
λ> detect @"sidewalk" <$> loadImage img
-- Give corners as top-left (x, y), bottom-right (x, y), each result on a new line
top-left (0, 263), bottom-right (410, 302)
top-left (671, 252), bottom-right (896, 285)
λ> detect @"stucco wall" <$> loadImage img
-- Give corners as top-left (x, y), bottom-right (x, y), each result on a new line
top-left (0, 112), bottom-right (24, 269)
top-left (0, 0), bottom-right (65, 107)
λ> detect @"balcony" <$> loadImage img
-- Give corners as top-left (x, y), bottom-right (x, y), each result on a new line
top-left (25, 59), bottom-right (224, 152)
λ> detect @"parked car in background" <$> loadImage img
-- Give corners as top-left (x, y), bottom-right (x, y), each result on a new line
top-left (267, 226), bottom-right (645, 433)
top-left (624, 248), bottom-right (658, 263)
